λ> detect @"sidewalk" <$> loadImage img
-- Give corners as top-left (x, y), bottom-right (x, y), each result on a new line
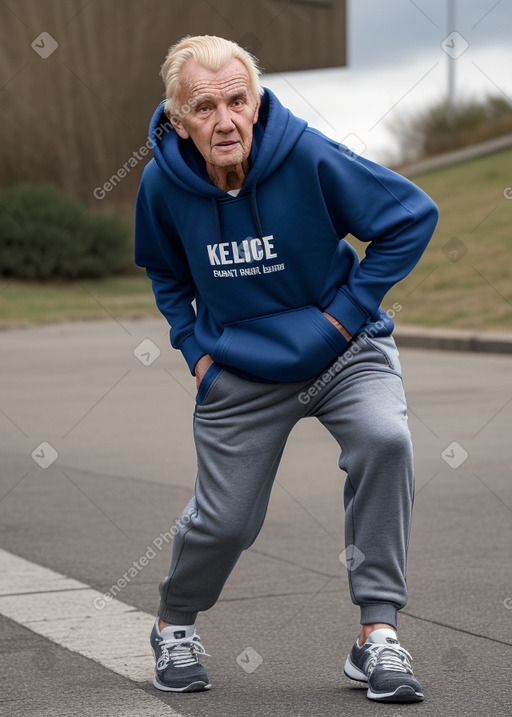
top-left (395, 325), bottom-right (512, 354)
top-left (1, 318), bottom-right (511, 716)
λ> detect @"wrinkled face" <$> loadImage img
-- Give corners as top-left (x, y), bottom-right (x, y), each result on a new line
top-left (171, 58), bottom-right (260, 170)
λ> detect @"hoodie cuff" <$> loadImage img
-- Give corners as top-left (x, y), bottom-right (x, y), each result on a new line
top-left (324, 289), bottom-right (369, 338)
top-left (179, 333), bottom-right (206, 375)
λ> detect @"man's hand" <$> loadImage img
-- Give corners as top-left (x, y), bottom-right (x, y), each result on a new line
top-left (194, 354), bottom-right (214, 390)
top-left (323, 312), bottom-right (352, 342)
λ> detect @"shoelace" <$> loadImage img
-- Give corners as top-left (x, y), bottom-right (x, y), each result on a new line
top-left (364, 644), bottom-right (414, 676)
top-left (157, 634), bottom-right (209, 670)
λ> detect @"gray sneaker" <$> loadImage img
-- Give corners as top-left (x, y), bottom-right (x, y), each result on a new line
top-left (150, 620), bottom-right (211, 692)
top-left (344, 628), bottom-right (423, 702)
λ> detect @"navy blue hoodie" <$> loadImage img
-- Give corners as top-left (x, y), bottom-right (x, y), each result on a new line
top-left (135, 88), bottom-right (438, 382)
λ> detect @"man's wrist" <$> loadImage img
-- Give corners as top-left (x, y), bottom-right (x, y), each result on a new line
top-left (323, 312), bottom-right (352, 341)
top-left (194, 354), bottom-right (214, 387)
top-left (193, 354), bottom-right (208, 376)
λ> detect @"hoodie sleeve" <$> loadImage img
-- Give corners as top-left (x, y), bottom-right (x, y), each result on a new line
top-left (134, 170), bottom-right (205, 374)
top-left (319, 144), bottom-right (439, 337)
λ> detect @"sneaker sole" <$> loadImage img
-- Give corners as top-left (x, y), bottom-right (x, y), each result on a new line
top-left (367, 685), bottom-right (424, 702)
top-left (344, 658), bottom-right (423, 702)
top-left (153, 676), bottom-right (212, 693)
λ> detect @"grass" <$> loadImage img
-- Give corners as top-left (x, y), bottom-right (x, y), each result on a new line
top-left (1, 148), bottom-right (511, 332)
top-left (356, 147), bottom-right (512, 332)
top-left (0, 273), bottom-right (160, 327)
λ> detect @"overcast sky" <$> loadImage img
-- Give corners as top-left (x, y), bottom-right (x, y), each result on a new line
top-left (350, 0), bottom-right (512, 68)
top-left (262, 0), bottom-right (512, 162)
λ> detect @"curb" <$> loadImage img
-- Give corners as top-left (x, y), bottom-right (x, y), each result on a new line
top-left (397, 133), bottom-right (512, 177)
top-left (394, 327), bottom-right (512, 355)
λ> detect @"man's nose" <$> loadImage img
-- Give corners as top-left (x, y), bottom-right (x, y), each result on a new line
top-left (215, 105), bottom-right (236, 132)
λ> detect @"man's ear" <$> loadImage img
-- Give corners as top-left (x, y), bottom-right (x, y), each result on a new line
top-left (169, 112), bottom-right (190, 140)
top-left (252, 98), bottom-right (261, 125)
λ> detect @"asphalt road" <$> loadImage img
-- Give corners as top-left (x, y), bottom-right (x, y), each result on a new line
top-left (1, 318), bottom-right (511, 717)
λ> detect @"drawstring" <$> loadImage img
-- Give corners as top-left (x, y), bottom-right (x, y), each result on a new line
top-left (211, 187), bottom-right (264, 242)
top-left (250, 188), bottom-right (264, 240)
top-left (211, 198), bottom-right (222, 243)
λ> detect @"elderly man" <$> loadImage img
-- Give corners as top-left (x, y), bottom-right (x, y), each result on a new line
top-left (135, 35), bottom-right (438, 702)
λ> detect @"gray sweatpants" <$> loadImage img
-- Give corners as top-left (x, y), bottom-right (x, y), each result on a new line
top-left (158, 334), bottom-right (414, 630)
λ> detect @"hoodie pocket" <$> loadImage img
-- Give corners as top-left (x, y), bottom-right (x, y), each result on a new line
top-left (195, 362), bottom-right (224, 405)
top-left (212, 306), bottom-right (349, 382)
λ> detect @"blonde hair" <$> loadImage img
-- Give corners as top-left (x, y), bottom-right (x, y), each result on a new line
top-left (160, 35), bottom-right (264, 117)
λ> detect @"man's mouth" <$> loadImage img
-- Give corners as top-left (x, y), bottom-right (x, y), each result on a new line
top-left (215, 140), bottom-right (239, 150)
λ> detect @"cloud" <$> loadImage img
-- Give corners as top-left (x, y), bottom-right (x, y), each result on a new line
top-left (350, 0), bottom-right (512, 68)
top-left (262, 2), bottom-right (512, 163)
top-left (262, 41), bottom-right (512, 163)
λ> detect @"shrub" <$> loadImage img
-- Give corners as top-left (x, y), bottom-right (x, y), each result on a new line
top-left (391, 95), bottom-right (512, 164)
top-left (0, 184), bottom-right (130, 280)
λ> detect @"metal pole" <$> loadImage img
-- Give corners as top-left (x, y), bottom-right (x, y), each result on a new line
top-left (447, 0), bottom-right (456, 129)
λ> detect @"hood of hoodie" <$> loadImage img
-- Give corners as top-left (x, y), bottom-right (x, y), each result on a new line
top-left (147, 88), bottom-right (308, 198)
top-left (137, 86), bottom-right (438, 383)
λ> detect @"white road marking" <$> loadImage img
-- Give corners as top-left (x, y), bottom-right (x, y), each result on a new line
top-left (0, 548), bottom-right (185, 716)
